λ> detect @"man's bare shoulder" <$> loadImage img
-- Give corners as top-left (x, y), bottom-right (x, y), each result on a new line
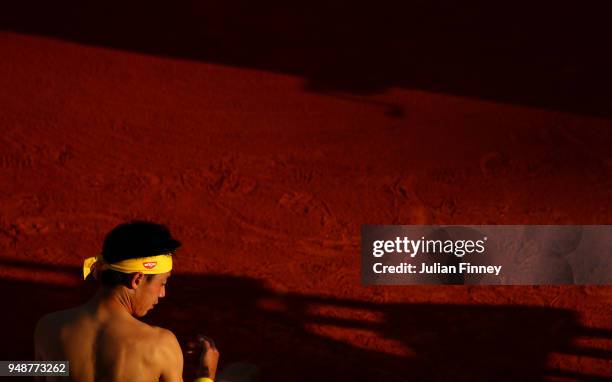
top-left (120, 322), bottom-right (182, 357)
top-left (123, 319), bottom-right (178, 343)
top-left (152, 327), bottom-right (182, 354)
top-left (34, 307), bottom-right (85, 361)
top-left (35, 308), bottom-right (81, 336)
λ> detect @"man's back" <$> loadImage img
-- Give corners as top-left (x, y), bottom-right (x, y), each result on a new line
top-left (35, 302), bottom-right (176, 382)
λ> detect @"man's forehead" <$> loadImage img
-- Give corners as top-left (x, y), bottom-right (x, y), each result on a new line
top-left (151, 271), bottom-right (171, 280)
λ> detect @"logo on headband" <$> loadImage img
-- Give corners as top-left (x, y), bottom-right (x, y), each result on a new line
top-left (143, 261), bottom-right (157, 269)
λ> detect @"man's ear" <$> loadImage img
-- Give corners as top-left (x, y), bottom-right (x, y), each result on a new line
top-left (129, 272), bottom-right (146, 289)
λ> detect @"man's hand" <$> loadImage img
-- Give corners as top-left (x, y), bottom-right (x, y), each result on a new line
top-left (197, 335), bottom-right (219, 381)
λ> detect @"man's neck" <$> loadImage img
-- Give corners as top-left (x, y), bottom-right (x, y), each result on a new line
top-left (88, 287), bottom-right (135, 317)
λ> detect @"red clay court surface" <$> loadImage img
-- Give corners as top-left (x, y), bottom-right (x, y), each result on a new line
top-left (1, 3), bottom-right (611, 381)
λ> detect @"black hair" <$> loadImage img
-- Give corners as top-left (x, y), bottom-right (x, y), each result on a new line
top-left (98, 221), bottom-right (181, 286)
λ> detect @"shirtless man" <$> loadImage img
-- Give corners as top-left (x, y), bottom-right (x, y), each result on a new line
top-left (34, 221), bottom-right (219, 382)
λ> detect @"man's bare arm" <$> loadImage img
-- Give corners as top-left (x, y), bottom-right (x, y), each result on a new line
top-left (158, 330), bottom-right (184, 382)
top-left (158, 329), bottom-right (220, 382)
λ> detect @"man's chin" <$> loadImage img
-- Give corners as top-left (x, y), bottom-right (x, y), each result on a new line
top-left (135, 309), bottom-right (151, 318)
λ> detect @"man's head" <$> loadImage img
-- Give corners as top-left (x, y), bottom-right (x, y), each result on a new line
top-left (97, 221), bottom-right (181, 316)
top-left (125, 270), bottom-right (172, 316)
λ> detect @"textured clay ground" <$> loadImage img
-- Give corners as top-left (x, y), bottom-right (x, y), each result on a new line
top-left (0, 32), bottom-right (611, 381)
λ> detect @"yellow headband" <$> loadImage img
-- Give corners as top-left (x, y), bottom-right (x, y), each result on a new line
top-left (83, 254), bottom-right (173, 280)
